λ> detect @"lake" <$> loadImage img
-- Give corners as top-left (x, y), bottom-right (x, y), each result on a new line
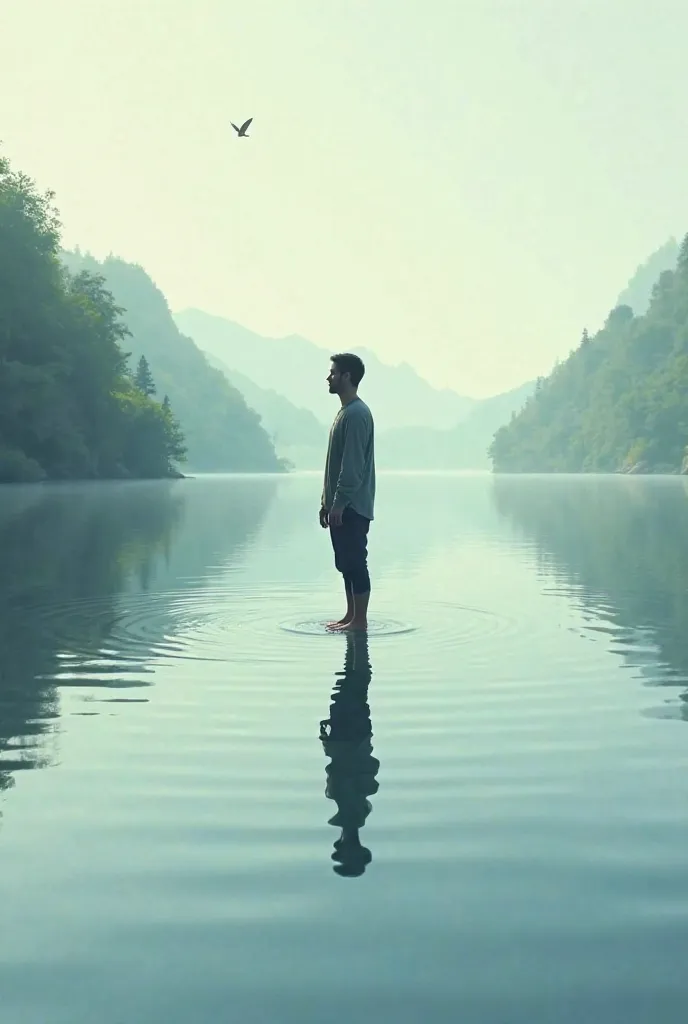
top-left (1, 471), bottom-right (687, 1024)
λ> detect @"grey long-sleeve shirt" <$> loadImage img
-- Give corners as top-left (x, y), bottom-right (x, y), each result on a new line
top-left (321, 396), bottom-right (376, 520)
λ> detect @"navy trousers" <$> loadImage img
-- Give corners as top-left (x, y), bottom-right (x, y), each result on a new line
top-left (329, 507), bottom-right (371, 595)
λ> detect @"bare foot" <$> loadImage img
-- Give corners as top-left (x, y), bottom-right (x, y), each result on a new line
top-left (327, 619), bottom-right (367, 632)
top-left (325, 616), bottom-right (352, 629)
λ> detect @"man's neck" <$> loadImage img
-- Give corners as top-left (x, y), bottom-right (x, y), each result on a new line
top-left (339, 389), bottom-right (359, 407)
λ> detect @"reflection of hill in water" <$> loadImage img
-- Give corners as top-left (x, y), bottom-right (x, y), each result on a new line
top-left (0, 478), bottom-right (277, 797)
top-left (492, 475), bottom-right (688, 717)
top-left (120, 475), bottom-right (279, 594)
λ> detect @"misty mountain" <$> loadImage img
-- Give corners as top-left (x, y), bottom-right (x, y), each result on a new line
top-left (203, 351), bottom-right (327, 468)
top-left (173, 309), bottom-right (476, 430)
top-left (60, 252), bottom-right (286, 473)
top-left (376, 380), bottom-right (534, 469)
top-left (207, 338), bottom-right (532, 470)
top-left (615, 237), bottom-right (679, 316)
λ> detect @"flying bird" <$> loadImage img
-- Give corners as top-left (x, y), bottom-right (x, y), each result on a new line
top-left (231, 117), bottom-right (253, 138)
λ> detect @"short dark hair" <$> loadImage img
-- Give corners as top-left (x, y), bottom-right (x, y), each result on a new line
top-left (331, 352), bottom-right (365, 387)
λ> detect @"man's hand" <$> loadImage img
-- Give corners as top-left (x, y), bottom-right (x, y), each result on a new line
top-left (319, 506), bottom-right (329, 528)
top-left (328, 506), bottom-right (344, 528)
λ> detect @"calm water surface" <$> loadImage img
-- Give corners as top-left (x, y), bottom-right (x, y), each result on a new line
top-left (1, 472), bottom-right (687, 1023)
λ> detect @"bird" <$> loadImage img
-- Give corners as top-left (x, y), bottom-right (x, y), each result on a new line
top-left (231, 117), bottom-right (253, 138)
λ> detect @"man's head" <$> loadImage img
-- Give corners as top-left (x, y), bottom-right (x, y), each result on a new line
top-left (327, 352), bottom-right (365, 397)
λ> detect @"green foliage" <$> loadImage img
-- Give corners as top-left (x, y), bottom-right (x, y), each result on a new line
top-left (0, 151), bottom-right (186, 482)
top-left (134, 354), bottom-right (156, 396)
top-left (0, 445), bottom-right (46, 483)
top-left (489, 234), bottom-right (688, 474)
top-left (61, 253), bottom-right (287, 473)
top-left (115, 384), bottom-right (187, 478)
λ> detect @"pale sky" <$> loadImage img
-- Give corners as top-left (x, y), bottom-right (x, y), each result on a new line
top-left (2, 0), bottom-right (687, 397)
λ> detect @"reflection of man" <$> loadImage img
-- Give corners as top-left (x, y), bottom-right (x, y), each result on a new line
top-left (319, 631), bottom-right (380, 876)
top-left (319, 353), bottom-right (375, 633)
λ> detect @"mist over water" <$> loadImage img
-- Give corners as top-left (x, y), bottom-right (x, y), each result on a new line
top-left (1, 472), bottom-right (688, 1024)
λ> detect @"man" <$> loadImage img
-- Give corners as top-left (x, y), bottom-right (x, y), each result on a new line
top-left (319, 352), bottom-right (375, 632)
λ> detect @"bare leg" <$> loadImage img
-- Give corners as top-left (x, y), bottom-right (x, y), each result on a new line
top-left (329, 590), bottom-right (369, 631)
top-left (326, 577), bottom-right (354, 628)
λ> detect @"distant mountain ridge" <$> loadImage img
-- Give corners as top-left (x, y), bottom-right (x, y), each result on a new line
top-left (174, 308), bottom-right (538, 470)
top-left (376, 380), bottom-right (534, 469)
top-left (173, 309), bottom-right (477, 431)
top-left (203, 350), bottom-right (328, 468)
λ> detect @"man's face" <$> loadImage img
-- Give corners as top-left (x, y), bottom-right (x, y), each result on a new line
top-left (327, 362), bottom-right (346, 394)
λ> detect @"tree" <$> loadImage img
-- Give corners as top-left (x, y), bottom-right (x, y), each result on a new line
top-left (161, 394), bottom-right (187, 467)
top-left (134, 354), bottom-right (156, 395)
top-left (677, 232), bottom-right (688, 275)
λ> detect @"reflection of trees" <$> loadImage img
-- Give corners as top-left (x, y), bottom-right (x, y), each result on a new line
top-left (492, 475), bottom-right (688, 715)
top-left (0, 482), bottom-right (183, 795)
top-left (0, 477), bottom-right (278, 799)
top-left (320, 632), bottom-right (380, 876)
top-left (142, 476), bottom-right (278, 590)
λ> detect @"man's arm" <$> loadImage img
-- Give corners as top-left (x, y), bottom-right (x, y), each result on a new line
top-left (331, 413), bottom-right (370, 511)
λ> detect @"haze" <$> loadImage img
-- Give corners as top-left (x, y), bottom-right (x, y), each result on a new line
top-left (2, 0), bottom-right (687, 396)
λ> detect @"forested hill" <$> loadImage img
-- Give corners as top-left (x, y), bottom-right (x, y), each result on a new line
top-left (489, 234), bottom-right (688, 475)
top-left (615, 238), bottom-right (678, 316)
top-left (61, 252), bottom-right (286, 474)
top-left (0, 153), bottom-right (185, 483)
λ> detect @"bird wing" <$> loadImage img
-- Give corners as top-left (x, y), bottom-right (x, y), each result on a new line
top-left (231, 122), bottom-right (240, 133)
top-left (240, 117), bottom-right (253, 132)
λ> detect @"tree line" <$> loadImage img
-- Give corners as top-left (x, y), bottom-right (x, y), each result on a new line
top-left (489, 234), bottom-right (688, 474)
top-left (0, 150), bottom-right (186, 482)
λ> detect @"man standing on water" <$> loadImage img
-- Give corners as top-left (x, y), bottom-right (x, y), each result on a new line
top-left (320, 353), bottom-right (376, 632)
